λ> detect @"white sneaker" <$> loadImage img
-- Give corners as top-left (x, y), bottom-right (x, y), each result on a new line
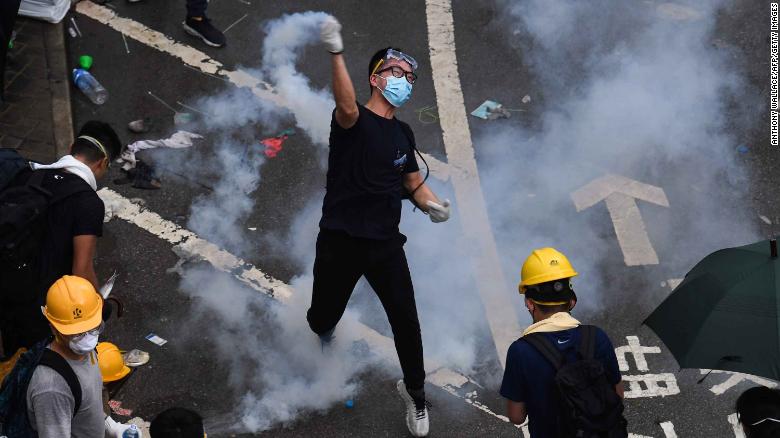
top-left (396, 379), bottom-right (429, 437)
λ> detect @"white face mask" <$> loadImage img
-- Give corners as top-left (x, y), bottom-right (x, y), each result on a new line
top-left (69, 332), bottom-right (99, 355)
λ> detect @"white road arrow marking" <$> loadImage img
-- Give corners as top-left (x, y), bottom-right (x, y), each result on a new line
top-left (571, 174), bottom-right (669, 266)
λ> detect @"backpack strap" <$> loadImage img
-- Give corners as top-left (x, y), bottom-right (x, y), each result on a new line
top-left (38, 349), bottom-right (82, 416)
top-left (523, 333), bottom-right (565, 370)
top-left (578, 325), bottom-right (597, 360)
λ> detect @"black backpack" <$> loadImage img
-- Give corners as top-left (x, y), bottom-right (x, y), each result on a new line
top-left (523, 325), bottom-right (628, 438)
top-left (0, 337), bottom-right (83, 437)
top-left (0, 150), bottom-right (90, 302)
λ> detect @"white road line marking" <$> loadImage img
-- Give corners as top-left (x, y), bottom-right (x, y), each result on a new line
top-left (571, 174), bottom-right (669, 266)
top-left (660, 421), bottom-right (677, 438)
top-left (616, 335), bottom-right (661, 372)
top-left (728, 413), bottom-right (746, 438)
top-left (425, 0), bottom-right (520, 369)
top-left (698, 369), bottom-right (777, 395)
top-left (663, 278), bottom-right (683, 290)
top-left (99, 188), bottom-right (508, 423)
top-left (74, 2), bottom-right (285, 108)
top-left (622, 373), bottom-right (681, 398)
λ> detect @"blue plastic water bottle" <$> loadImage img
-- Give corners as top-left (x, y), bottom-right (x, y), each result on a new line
top-left (72, 68), bottom-right (108, 105)
top-left (122, 424), bottom-right (140, 438)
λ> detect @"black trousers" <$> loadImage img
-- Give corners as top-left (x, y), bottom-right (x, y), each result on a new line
top-left (307, 229), bottom-right (425, 390)
top-left (186, 0), bottom-right (207, 17)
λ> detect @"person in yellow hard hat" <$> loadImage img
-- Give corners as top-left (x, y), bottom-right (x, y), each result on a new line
top-left (500, 248), bottom-right (627, 438)
top-left (21, 275), bottom-right (140, 438)
top-left (96, 342), bottom-right (131, 384)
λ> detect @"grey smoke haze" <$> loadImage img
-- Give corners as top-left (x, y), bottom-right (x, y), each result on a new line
top-left (484, 0), bottom-right (760, 315)
top-left (172, 12), bottom-right (396, 433)
top-left (162, 0), bottom-right (760, 432)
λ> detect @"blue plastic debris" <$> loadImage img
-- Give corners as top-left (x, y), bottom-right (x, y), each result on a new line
top-left (736, 144), bottom-right (749, 154)
top-left (471, 100), bottom-right (510, 120)
top-left (345, 399), bottom-right (354, 409)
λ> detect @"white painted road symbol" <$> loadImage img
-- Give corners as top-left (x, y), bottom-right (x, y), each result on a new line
top-left (571, 174), bottom-right (669, 266)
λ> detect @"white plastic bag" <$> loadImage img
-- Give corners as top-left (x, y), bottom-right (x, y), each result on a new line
top-left (18, 0), bottom-right (71, 24)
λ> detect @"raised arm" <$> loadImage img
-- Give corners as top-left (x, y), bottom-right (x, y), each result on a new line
top-left (321, 17), bottom-right (358, 129)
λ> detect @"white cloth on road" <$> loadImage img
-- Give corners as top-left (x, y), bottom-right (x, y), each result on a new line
top-left (120, 131), bottom-right (203, 170)
top-left (19, 0), bottom-right (70, 24)
top-left (31, 155), bottom-right (97, 190)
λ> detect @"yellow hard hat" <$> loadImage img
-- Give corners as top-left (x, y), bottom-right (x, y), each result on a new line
top-left (43, 275), bottom-right (103, 336)
top-left (518, 247), bottom-right (578, 293)
top-left (96, 342), bottom-right (131, 383)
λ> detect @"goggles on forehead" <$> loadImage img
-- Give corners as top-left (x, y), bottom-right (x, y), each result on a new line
top-left (371, 49), bottom-right (419, 76)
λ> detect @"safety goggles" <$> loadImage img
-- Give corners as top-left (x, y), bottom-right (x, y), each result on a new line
top-left (70, 321), bottom-right (105, 341)
top-left (371, 49), bottom-right (419, 75)
top-left (376, 66), bottom-right (418, 84)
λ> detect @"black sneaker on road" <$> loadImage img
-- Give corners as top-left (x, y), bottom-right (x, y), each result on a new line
top-left (183, 17), bottom-right (226, 48)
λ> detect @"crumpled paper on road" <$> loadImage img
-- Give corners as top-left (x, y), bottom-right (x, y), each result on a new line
top-left (120, 131), bottom-right (203, 170)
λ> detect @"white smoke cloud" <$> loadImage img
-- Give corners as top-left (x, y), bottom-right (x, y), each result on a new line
top-left (485, 0), bottom-right (760, 314)
top-left (161, 0), bottom-right (761, 432)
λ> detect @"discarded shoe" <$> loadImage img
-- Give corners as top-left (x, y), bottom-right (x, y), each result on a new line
top-left (122, 349), bottom-right (150, 367)
top-left (396, 380), bottom-right (430, 437)
top-left (183, 16), bottom-right (226, 48)
top-left (127, 118), bottom-right (152, 134)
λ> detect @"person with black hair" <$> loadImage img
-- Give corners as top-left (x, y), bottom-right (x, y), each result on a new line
top-left (0, 120), bottom-right (121, 356)
top-left (150, 407), bottom-right (205, 438)
top-left (308, 17), bottom-right (451, 438)
top-left (736, 386), bottom-right (780, 438)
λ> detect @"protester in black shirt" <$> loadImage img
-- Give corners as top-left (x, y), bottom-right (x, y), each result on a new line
top-left (309, 18), bottom-right (451, 438)
top-left (0, 120), bottom-right (121, 357)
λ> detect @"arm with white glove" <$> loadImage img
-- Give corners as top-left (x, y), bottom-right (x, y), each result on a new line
top-left (105, 416), bottom-right (143, 438)
top-left (403, 171), bottom-right (451, 223)
top-left (321, 16), bottom-right (358, 129)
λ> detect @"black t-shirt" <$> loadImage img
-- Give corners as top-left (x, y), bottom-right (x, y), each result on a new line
top-left (12, 169), bottom-right (104, 301)
top-left (320, 104), bottom-right (420, 240)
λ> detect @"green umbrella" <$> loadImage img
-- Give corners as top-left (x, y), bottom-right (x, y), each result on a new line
top-left (645, 238), bottom-right (780, 381)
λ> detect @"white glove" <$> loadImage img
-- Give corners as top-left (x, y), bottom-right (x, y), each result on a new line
top-left (105, 416), bottom-right (143, 438)
top-left (426, 199), bottom-right (451, 223)
top-left (320, 16), bottom-right (343, 54)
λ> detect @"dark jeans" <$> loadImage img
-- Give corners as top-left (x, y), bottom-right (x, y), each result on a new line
top-left (307, 229), bottom-right (426, 391)
top-left (186, 0), bottom-right (207, 18)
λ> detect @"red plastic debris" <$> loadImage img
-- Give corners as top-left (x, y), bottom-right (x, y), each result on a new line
top-left (261, 134), bottom-right (289, 158)
top-left (108, 399), bottom-right (133, 416)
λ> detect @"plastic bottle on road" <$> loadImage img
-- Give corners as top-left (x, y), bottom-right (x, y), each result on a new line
top-left (72, 68), bottom-right (108, 105)
top-left (122, 424), bottom-right (140, 438)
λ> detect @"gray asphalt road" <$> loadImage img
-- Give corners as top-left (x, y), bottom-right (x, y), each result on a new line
top-left (64, 0), bottom-right (773, 436)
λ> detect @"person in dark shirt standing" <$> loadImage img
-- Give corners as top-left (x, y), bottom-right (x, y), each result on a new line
top-left (500, 248), bottom-right (625, 437)
top-left (308, 17), bottom-right (451, 437)
top-left (0, 120), bottom-right (121, 357)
